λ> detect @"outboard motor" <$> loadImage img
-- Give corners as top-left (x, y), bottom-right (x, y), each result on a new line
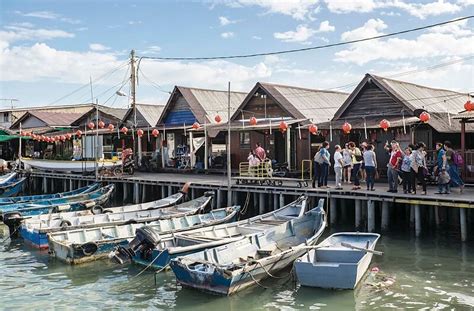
top-left (110, 226), bottom-right (161, 264)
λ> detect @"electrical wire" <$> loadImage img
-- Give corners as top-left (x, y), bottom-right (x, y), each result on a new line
top-left (139, 16), bottom-right (473, 61)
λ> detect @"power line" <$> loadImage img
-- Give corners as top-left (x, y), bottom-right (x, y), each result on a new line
top-left (139, 16), bottom-right (473, 61)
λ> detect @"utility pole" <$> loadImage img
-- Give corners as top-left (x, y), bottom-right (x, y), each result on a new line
top-left (130, 50), bottom-right (140, 164)
top-left (227, 82), bottom-right (232, 205)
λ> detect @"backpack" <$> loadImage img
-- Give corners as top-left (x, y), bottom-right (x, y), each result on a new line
top-left (314, 150), bottom-right (324, 164)
top-left (453, 151), bottom-right (464, 167)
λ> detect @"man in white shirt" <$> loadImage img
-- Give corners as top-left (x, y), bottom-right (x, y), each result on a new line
top-left (333, 145), bottom-right (343, 190)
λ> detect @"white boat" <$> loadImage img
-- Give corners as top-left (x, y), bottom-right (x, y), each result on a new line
top-left (22, 158), bottom-right (121, 173)
top-left (112, 196), bottom-right (310, 270)
top-left (20, 191), bottom-right (184, 248)
top-left (294, 232), bottom-right (381, 289)
top-left (47, 193), bottom-right (223, 264)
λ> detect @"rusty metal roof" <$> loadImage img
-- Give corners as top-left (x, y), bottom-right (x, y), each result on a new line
top-left (122, 103), bottom-right (165, 127)
top-left (11, 111), bottom-right (83, 129)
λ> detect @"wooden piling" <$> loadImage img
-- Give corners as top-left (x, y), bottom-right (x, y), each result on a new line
top-left (217, 190), bottom-right (223, 208)
top-left (259, 193), bottom-right (265, 215)
top-left (460, 208), bottom-right (467, 242)
top-left (367, 200), bottom-right (375, 232)
top-left (273, 194), bottom-right (278, 210)
top-left (381, 201), bottom-right (389, 231)
top-left (279, 193), bottom-right (285, 208)
top-left (330, 197), bottom-right (337, 226)
top-left (415, 204), bottom-right (421, 237)
top-left (355, 199), bottom-right (362, 230)
top-left (123, 183), bottom-right (128, 203)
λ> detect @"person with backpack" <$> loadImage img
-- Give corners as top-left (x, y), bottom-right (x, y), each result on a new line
top-left (444, 141), bottom-right (464, 193)
top-left (318, 141), bottom-right (331, 188)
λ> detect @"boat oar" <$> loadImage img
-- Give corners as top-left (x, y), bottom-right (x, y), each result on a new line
top-left (340, 242), bottom-right (383, 256)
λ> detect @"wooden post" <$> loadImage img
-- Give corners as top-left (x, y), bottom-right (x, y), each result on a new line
top-left (460, 208), bottom-right (467, 242)
top-left (381, 201), bottom-right (389, 231)
top-left (367, 200), bottom-right (375, 232)
top-left (123, 183), bottom-right (128, 203)
top-left (461, 120), bottom-right (466, 179)
top-left (141, 184), bottom-right (147, 203)
top-left (160, 185), bottom-right (165, 199)
top-left (133, 183), bottom-right (140, 204)
top-left (217, 190), bottom-right (222, 208)
top-left (330, 197), bottom-right (337, 226)
top-left (279, 193), bottom-right (285, 208)
top-left (43, 177), bottom-right (47, 193)
top-left (259, 193), bottom-right (265, 215)
top-left (410, 205), bottom-right (415, 228)
top-left (286, 127), bottom-right (291, 170)
top-left (168, 185), bottom-right (172, 197)
top-left (355, 199), bottom-right (362, 230)
top-left (253, 192), bottom-right (258, 214)
top-left (273, 194), bottom-right (278, 210)
top-left (191, 187), bottom-right (195, 200)
top-left (415, 204), bottom-right (421, 237)
top-left (434, 206), bottom-right (440, 228)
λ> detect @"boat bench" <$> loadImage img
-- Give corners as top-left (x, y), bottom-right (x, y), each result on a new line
top-left (315, 249), bottom-right (365, 263)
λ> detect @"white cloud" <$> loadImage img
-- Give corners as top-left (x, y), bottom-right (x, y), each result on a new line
top-left (89, 43), bottom-right (110, 51)
top-left (128, 20), bottom-right (142, 25)
top-left (0, 26), bottom-right (75, 45)
top-left (274, 21), bottom-right (335, 44)
top-left (340, 18), bottom-right (387, 41)
top-left (219, 16), bottom-right (238, 26)
top-left (15, 10), bottom-right (81, 24)
top-left (140, 45), bottom-right (162, 55)
top-left (221, 32), bottom-right (235, 38)
top-left (252, 35), bottom-right (262, 40)
top-left (380, 11), bottom-right (401, 16)
top-left (222, 0), bottom-right (321, 20)
top-left (387, 0), bottom-right (462, 19)
top-left (324, 0), bottom-right (377, 13)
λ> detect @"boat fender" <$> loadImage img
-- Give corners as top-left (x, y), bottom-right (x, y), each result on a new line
top-left (81, 242), bottom-right (98, 256)
top-left (55, 204), bottom-right (70, 212)
top-left (124, 219), bottom-right (137, 225)
top-left (91, 205), bottom-right (103, 215)
top-left (60, 220), bottom-right (72, 229)
top-left (103, 209), bottom-right (113, 213)
top-left (84, 201), bottom-right (96, 208)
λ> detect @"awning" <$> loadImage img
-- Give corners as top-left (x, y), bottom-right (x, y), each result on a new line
top-left (0, 135), bottom-right (30, 142)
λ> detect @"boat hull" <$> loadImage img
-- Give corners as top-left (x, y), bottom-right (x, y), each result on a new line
top-left (0, 178), bottom-right (26, 197)
top-left (294, 232), bottom-right (380, 289)
top-left (22, 158), bottom-right (122, 173)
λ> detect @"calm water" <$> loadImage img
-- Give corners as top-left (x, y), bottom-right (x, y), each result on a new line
top-left (1, 231), bottom-right (473, 310)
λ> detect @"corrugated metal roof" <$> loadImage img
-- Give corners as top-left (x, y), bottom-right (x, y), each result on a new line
top-left (373, 74), bottom-right (468, 114)
top-left (136, 104), bottom-right (165, 127)
top-left (182, 87), bottom-right (247, 124)
top-left (30, 111), bottom-right (83, 126)
top-left (263, 83), bottom-right (349, 124)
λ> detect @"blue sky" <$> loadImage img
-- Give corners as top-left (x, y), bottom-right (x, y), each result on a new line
top-left (0, 0), bottom-right (473, 109)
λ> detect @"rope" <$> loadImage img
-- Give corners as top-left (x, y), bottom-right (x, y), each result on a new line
top-left (239, 192), bottom-right (251, 216)
top-left (154, 264), bottom-right (171, 286)
top-left (132, 249), bottom-right (165, 278)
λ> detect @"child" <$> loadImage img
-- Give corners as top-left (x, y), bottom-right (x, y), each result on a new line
top-left (401, 147), bottom-right (412, 194)
top-left (437, 169), bottom-right (451, 194)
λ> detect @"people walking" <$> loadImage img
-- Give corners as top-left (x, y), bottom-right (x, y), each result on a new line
top-left (349, 142), bottom-right (362, 190)
top-left (363, 143), bottom-right (377, 191)
top-left (444, 141), bottom-right (465, 193)
top-left (400, 147), bottom-right (412, 194)
top-left (318, 141), bottom-right (331, 188)
top-left (435, 142), bottom-right (450, 194)
top-left (360, 142), bottom-right (368, 183)
top-left (410, 142), bottom-right (427, 195)
top-left (386, 141), bottom-right (402, 193)
top-left (342, 143), bottom-right (352, 183)
top-left (333, 145), bottom-right (343, 190)
top-left (312, 146), bottom-right (321, 188)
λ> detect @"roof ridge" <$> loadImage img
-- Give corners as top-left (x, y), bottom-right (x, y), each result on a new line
top-left (259, 82), bottom-right (349, 95)
top-left (176, 85), bottom-right (247, 94)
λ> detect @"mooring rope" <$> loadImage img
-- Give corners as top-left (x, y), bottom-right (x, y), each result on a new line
top-left (132, 249), bottom-right (165, 279)
top-left (239, 192), bottom-right (251, 217)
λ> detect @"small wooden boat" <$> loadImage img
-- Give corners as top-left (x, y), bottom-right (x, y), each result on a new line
top-left (20, 191), bottom-right (185, 248)
top-left (0, 183), bottom-right (100, 205)
top-left (170, 202), bottom-right (326, 295)
top-left (294, 232), bottom-right (381, 289)
top-left (0, 185), bottom-right (115, 226)
top-left (22, 158), bottom-right (122, 173)
top-left (48, 207), bottom-right (238, 265)
top-left (0, 172), bottom-right (17, 185)
top-left (112, 196), bottom-right (310, 270)
top-left (0, 177), bottom-right (27, 197)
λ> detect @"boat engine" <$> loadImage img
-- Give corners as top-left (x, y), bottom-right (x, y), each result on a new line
top-left (110, 226), bottom-right (161, 264)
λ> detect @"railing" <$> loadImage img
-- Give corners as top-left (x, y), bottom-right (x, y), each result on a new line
top-left (239, 160), bottom-right (272, 178)
top-left (301, 160), bottom-right (312, 181)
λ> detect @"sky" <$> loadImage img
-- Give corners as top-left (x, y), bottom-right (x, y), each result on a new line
top-left (0, 0), bottom-right (473, 110)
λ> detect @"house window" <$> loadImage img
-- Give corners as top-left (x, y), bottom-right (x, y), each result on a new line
top-left (3, 113), bottom-right (9, 123)
top-left (239, 132), bottom-right (250, 148)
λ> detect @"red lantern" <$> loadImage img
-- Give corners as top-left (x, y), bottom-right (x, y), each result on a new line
top-left (76, 130), bottom-right (82, 138)
top-left (419, 112), bottom-right (430, 123)
top-left (108, 124), bottom-right (115, 132)
top-left (249, 117), bottom-right (257, 126)
top-left (88, 122), bottom-right (95, 129)
top-left (152, 129), bottom-right (159, 137)
top-left (465, 100), bottom-right (473, 112)
top-left (60, 135), bottom-right (65, 142)
top-left (192, 122), bottom-right (200, 130)
top-left (98, 120), bottom-right (105, 129)
top-left (309, 124), bottom-right (318, 135)
top-left (66, 133), bottom-right (72, 140)
top-left (137, 129), bottom-right (144, 137)
top-left (379, 119), bottom-right (390, 132)
top-left (214, 115), bottom-right (222, 123)
top-left (342, 122), bottom-right (352, 134)
top-left (279, 121), bottom-right (288, 132)
top-left (121, 127), bottom-right (128, 134)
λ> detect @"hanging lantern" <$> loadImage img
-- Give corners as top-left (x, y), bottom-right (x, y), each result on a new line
top-left (87, 122), bottom-right (95, 130)
top-left (309, 124), bottom-right (318, 135)
top-left (214, 115), bottom-right (222, 123)
top-left (465, 100), bottom-right (473, 112)
top-left (108, 124), bottom-right (115, 132)
top-left (419, 112), bottom-right (430, 123)
top-left (342, 122), bottom-right (352, 134)
top-left (121, 126), bottom-right (128, 134)
top-left (379, 119), bottom-right (390, 132)
top-left (192, 122), bottom-right (200, 130)
top-left (279, 121), bottom-right (288, 132)
top-left (137, 129), bottom-right (144, 137)
top-left (76, 130), bottom-right (82, 138)
top-left (60, 135), bottom-right (66, 142)
top-left (152, 129), bottom-right (159, 137)
top-left (98, 120), bottom-right (105, 129)
top-left (66, 133), bottom-right (72, 140)
top-left (249, 117), bottom-right (257, 126)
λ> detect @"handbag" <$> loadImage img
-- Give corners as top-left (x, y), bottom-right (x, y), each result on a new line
top-left (422, 167), bottom-right (429, 177)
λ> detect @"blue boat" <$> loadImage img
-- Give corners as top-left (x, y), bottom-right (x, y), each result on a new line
top-left (294, 232), bottom-right (381, 289)
top-left (170, 201), bottom-right (326, 295)
top-left (0, 172), bottom-right (18, 185)
top-left (0, 177), bottom-right (27, 197)
top-left (112, 196), bottom-right (310, 270)
top-left (0, 183), bottom-right (99, 205)
top-left (0, 185), bottom-right (115, 226)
